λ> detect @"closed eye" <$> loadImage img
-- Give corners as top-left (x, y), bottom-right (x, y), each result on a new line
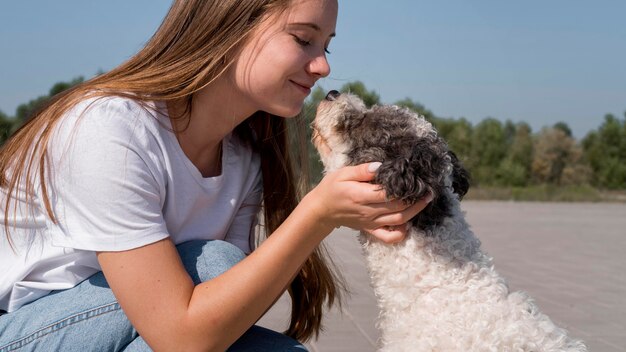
top-left (293, 35), bottom-right (311, 47)
top-left (293, 35), bottom-right (331, 54)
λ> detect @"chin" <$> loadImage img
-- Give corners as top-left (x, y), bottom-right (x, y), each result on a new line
top-left (266, 102), bottom-right (305, 118)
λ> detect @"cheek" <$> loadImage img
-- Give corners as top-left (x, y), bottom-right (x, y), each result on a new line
top-left (233, 41), bottom-right (278, 90)
top-left (260, 38), bottom-right (310, 80)
top-left (235, 54), bottom-right (289, 102)
top-left (231, 37), bottom-right (310, 116)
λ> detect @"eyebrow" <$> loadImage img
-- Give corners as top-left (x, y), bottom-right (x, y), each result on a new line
top-left (287, 22), bottom-right (336, 37)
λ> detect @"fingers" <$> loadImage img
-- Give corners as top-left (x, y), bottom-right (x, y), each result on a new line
top-left (371, 198), bottom-right (431, 227)
top-left (366, 226), bottom-right (407, 244)
top-left (335, 162), bottom-right (381, 182)
top-left (362, 193), bottom-right (434, 244)
top-left (368, 198), bottom-right (414, 214)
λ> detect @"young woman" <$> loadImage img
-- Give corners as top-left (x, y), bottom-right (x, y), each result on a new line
top-left (0, 0), bottom-right (430, 350)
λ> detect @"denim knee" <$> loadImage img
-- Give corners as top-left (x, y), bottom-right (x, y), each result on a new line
top-left (228, 326), bottom-right (308, 351)
top-left (177, 240), bottom-right (246, 285)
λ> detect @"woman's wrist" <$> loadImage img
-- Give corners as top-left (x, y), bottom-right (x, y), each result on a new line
top-left (299, 187), bottom-right (337, 236)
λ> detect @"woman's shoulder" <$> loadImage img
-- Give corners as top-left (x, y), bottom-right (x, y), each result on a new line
top-left (68, 95), bottom-right (163, 129)
top-left (48, 95), bottom-right (170, 169)
top-left (55, 95), bottom-right (167, 145)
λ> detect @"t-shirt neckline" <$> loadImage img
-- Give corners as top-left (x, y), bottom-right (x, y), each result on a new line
top-left (153, 100), bottom-right (231, 189)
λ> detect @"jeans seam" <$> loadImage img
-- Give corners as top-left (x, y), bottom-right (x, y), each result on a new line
top-left (0, 302), bottom-right (121, 352)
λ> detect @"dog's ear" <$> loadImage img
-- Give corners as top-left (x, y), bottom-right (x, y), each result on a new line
top-left (337, 109), bottom-right (366, 134)
top-left (374, 136), bottom-right (456, 230)
top-left (374, 137), bottom-right (447, 204)
top-left (449, 151), bottom-right (470, 199)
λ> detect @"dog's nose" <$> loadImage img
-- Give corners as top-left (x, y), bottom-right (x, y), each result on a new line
top-left (325, 90), bottom-right (341, 101)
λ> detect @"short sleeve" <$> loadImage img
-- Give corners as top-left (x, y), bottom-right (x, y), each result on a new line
top-left (47, 97), bottom-right (169, 251)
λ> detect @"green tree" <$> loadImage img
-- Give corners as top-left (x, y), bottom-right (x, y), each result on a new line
top-left (436, 117), bottom-right (473, 164)
top-left (503, 120), bottom-right (517, 148)
top-left (532, 127), bottom-right (590, 185)
top-left (509, 122), bottom-right (533, 168)
top-left (496, 122), bottom-right (533, 186)
top-left (582, 113), bottom-right (626, 188)
top-left (553, 121), bottom-right (573, 138)
top-left (0, 110), bottom-right (14, 144)
top-left (468, 118), bottom-right (507, 185)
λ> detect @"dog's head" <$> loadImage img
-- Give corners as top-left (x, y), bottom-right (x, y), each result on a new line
top-left (312, 91), bottom-right (470, 229)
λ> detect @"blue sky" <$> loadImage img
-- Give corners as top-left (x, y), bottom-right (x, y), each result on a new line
top-left (1, 0), bottom-right (624, 138)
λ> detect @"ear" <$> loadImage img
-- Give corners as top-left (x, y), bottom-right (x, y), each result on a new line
top-left (337, 109), bottom-right (366, 133)
top-left (374, 136), bottom-right (455, 230)
top-left (448, 151), bottom-right (470, 199)
top-left (374, 137), bottom-right (447, 204)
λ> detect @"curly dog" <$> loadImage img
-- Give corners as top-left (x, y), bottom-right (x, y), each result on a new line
top-left (312, 90), bottom-right (587, 352)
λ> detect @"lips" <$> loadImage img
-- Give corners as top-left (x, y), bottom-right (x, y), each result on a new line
top-left (290, 80), bottom-right (313, 95)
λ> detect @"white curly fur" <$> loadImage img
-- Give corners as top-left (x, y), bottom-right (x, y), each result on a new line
top-left (313, 92), bottom-right (587, 352)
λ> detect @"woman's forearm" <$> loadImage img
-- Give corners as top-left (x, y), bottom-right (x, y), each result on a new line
top-left (182, 192), bottom-right (333, 351)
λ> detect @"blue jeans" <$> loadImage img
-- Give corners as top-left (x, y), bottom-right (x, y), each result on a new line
top-left (0, 240), bottom-right (306, 351)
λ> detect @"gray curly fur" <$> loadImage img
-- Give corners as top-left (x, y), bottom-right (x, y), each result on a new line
top-left (338, 104), bottom-right (470, 230)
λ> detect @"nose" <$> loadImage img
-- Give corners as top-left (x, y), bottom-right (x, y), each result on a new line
top-left (308, 54), bottom-right (331, 78)
top-left (325, 90), bottom-right (340, 101)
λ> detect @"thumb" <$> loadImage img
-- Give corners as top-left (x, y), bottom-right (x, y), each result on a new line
top-left (338, 162), bottom-right (382, 182)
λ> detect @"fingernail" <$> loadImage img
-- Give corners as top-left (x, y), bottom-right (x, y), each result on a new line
top-left (424, 193), bottom-right (434, 203)
top-left (368, 162), bottom-right (382, 173)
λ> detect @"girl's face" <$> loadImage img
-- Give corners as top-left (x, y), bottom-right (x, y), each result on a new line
top-left (231, 0), bottom-right (338, 117)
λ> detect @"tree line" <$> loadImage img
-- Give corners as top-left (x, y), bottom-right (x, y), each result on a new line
top-left (300, 81), bottom-right (626, 190)
top-left (1, 78), bottom-right (625, 190)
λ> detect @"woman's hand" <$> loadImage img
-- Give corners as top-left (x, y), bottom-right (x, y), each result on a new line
top-left (362, 198), bottom-right (431, 244)
top-left (305, 162), bottom-right (432, 243)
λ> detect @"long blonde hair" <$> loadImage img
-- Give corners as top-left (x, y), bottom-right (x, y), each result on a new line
top-left (0, 0), bottom-right (343, 341)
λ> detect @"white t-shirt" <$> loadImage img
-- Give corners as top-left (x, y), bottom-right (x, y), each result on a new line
top-left (0, 96), bottom-right (262, 312)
